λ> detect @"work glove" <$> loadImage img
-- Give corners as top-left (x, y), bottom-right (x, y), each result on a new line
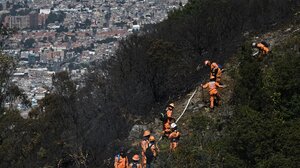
top-left (221, 84), bottom-right (227, 88)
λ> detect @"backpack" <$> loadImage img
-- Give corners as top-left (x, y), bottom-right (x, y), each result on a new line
top-left (261, 41), bottom-right (270, 47)
top-left (131, 162), bottom-right (138, 168)
top-left (115, 154), bottom-right (127, 165)
top-left (159, 113), bottom-right (167, 122)
top-left (211, 68), bottom-right (219, 78)
top-left (145, 143), bottom-right (154, 163)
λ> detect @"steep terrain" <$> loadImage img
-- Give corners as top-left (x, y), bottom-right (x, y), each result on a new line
top-left (158, 22), bottom-right (300, 167)
top-left (0, 0), bottom-right (299, 167)
top-left (114, 19), bottom-right (300, 167)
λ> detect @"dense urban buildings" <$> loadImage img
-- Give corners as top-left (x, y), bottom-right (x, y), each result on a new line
top-left (0, 0), bottom-right (187, 116)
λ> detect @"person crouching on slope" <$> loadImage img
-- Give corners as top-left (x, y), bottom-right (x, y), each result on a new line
top-left (201, 79), bottom-right (225, 109)
top-left (252, 41), bottom-right (270, 60)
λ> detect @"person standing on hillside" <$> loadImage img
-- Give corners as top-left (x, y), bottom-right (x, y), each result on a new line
top-left (165, 103), bottom-right (175, 118)
top-left (160, 103), bottom-right (175, 138)
top-left (204, 60), bottom-right (223, 84)
top-left (114, 147), bottom-right (129, 168)
top-left (201, 79), bottom-right (225, 109)
top-left (145, 136), bottom-right (159, 168)
top-left (168, 123), bottom-right (181, 151)
top-left (140, 130), bottom-right (150, 168)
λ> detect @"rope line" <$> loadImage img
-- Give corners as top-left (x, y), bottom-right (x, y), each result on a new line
top-left (175, 87), bottom-right (198, 123)
top-left (157, 87), bottom-right (198, 143)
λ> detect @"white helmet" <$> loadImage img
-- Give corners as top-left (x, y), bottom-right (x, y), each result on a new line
top-left (252, 42), bottom-right (256, 47)
top-left (171, 123), bottom-right (177, 129)
top-left (168, 103), bottom-right (175, 108)
top-left (204, 60), bottom-right (210, 66)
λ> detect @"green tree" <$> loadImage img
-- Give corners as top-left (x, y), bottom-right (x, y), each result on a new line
top-left (46, 12), bottom-right (66, 24)
top-left (84, 18), bottom-right (92, 28)
top-left (23, 38), bottom-right (36, 48)
top-left (221, 35), bottom-right (300, 167)
top-left (0, 54), bottom-right (16, 111)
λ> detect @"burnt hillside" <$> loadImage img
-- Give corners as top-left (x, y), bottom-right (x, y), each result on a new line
top-left (155, 23), bottom-right (300, 167)
top-left (0, 0), bottom-right (299, 167)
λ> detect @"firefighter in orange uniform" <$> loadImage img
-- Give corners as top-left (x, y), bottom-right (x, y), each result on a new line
top-left (114, 147), bottom-right (129, 168)
top-left (169, 123), bottom-right (180, 151)
top-left (129, 154), bottom-right (142, 168)
top-left (145, 136), bottom-right (158, 168)
top-left (140, 130), bottom-right (150, 168)
top-left (252, 42), bottom-right (270, 60)
top-left (201, 79), bottom-right (225, 109)
top-left (204, 60), bottom-right (223, 84)
top-left (161, 103), bottom-right (175, 137)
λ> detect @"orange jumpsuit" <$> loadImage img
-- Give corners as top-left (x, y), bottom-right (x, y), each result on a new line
top-left (202, 81), bottom-right (224, 109)
top-left (140, 139), bottom-right (149, 168)
top-left (163, 121), bottom-right (172, 137)
top-left (114, 155), bottom-right (129, 168)
top-left (210, 62), bottom-right (222, 83)
top-left (257, 43), bottom-right (270, 55)
top-left (163, 108), bottom-right (174, 137)
top-left (169, 130), bottom-right (180, 151)
top-left (166, 108), bottom-right (173, 118)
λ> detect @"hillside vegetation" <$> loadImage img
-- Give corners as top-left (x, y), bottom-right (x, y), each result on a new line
top-left (155, 30), bottom-right (300, 167)
top-left (0, 0), bottom-right (299, 167)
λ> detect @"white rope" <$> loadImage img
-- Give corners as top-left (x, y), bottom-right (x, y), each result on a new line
top-left (175, 87), bottom-right (198, 123)
top-left (157, 87), bottom-right (198, 143)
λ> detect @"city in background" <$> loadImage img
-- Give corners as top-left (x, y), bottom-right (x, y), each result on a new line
top-left (0, 0), bottom-right (187, 116)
